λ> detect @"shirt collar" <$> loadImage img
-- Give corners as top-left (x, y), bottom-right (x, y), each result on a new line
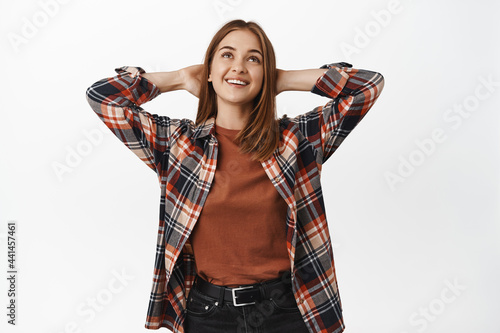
top-left (191, 116), bottom-right (287, 141)
top-left (191, 116), bottom-right (216, 140)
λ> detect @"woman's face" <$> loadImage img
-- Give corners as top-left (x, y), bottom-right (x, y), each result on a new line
top-left (209, 29), bottom-right (264, 111)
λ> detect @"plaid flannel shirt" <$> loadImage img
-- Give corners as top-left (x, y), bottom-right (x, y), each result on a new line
top-left (85, 62), bottom-right (384, 333)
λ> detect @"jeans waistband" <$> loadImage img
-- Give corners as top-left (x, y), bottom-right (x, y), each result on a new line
top-left (193, 273), bottom-right (292, 307)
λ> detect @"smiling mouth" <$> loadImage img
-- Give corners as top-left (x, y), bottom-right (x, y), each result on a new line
top-left (225, 79), bottom-right (249, 86)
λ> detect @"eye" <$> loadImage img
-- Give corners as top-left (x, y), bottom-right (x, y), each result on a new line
top-left (221, 52), bottom-right (232, 59)
top-left (249, 56), bottom-right (261, 63)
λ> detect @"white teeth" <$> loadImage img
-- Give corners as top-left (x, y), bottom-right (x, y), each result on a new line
top-left (226, 79), bottom-right (248, 86)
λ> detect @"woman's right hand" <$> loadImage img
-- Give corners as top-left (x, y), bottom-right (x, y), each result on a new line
top-left (180, 64), bottom-right (204, 98)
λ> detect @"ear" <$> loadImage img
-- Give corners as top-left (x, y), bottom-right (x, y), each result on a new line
top-left (208, 73), bottom-right (212, 82)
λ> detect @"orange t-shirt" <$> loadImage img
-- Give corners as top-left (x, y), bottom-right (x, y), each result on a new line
top-left (189, 124), bottom-right (291, 287)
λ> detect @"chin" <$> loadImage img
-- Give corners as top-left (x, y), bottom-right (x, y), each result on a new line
top-left (224, 95), bottom-right (256, 106)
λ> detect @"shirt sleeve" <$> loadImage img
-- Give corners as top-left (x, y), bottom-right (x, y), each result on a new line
top-left (85, 66), bottom-right (175, 173)
top-left (293, 62), bottom-right (385, 164)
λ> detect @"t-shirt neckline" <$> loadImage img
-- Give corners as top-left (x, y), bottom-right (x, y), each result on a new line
top-left (215, 124), bottom-right (241, 136)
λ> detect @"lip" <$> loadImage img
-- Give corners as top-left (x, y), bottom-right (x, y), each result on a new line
top-left (225, 77), bottom-right (250, 87)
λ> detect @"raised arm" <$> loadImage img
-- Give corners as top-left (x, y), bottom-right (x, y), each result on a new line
top-left (142, 65), bottom-right (203, 96)
top-left (85, 66), bottom-right (202, 172)
top-left (279, 62), bottom-right (385, 164)
top-left (276, 68), bottom-right (329, 94)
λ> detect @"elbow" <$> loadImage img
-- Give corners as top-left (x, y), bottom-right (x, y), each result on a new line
top-left (85, 85), bottom-right (93, 104)
top-left (85, 82), bottom-right (105, 115)
top-left (374, 72), bottom-right (385, 98)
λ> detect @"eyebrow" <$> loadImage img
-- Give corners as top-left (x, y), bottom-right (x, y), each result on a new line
top-left (218, 46), bottom-right (263, 57)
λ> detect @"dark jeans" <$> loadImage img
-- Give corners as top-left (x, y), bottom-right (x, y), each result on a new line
top-left (185, 277), bottom-right (310, 333)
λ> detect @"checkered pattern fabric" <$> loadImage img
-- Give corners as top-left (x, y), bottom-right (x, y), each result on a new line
top-left (85, 62), bottom-right (384, 332)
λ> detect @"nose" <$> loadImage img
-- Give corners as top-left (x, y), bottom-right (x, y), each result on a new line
top-left (231, 57), bottom-right (247, 73)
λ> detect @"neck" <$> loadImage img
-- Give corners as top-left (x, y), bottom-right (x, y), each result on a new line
top-left (215, 102), bottom-right (252, 130)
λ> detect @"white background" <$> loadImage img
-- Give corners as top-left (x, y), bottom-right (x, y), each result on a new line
top-left (1, 0), bottom-right (499, 332)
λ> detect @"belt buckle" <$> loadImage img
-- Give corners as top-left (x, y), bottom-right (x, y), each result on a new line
top-left (231, 286), bottom-right (256, 307)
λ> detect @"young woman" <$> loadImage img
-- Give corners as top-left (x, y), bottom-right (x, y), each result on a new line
top-left (86, 19), bottom-right (384, 333)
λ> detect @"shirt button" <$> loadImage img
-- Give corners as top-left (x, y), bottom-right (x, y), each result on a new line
top-left (274, 176), bottom-right (280, 182)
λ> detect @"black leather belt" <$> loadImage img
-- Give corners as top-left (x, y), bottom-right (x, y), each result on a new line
top-left (193, 274), bottom-right (292, 307)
